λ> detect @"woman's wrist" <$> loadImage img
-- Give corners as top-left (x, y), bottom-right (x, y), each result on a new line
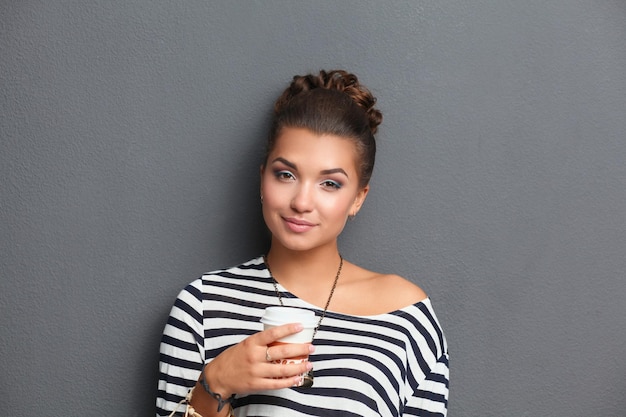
top-left (199, 363), bottom-right (236, 412)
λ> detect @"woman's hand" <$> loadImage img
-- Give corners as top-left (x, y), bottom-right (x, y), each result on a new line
top-left (203, 323), bottom-right (315, 398)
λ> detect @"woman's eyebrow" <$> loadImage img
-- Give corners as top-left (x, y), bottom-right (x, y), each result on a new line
top-left (271, 157), bottom-right (297, 169)
top-left (321, 168), bottom-right (348, 177)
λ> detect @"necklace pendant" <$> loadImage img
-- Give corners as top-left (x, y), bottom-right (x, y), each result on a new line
top-left (301, 371), bottom-right (314, 388)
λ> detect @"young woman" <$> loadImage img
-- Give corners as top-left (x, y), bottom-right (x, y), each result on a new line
top-left (157, 70), bottom-right (449, 416)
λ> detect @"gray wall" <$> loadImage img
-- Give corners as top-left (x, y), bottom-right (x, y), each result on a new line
top-left (1, 1), bottom-right (625, 416)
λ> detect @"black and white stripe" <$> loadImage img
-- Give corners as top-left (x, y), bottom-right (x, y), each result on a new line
top-left (157, 257), bottom-right (449, 416)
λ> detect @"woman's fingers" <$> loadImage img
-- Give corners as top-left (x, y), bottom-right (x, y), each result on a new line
top-left (264, 342), bottom-right (315, 363)
top-left (256, 322), bottom-right (304, 345)
top-left (255, 322), bottom-right (315, 363)
top-left (261, 359), bottom-right (314, 388)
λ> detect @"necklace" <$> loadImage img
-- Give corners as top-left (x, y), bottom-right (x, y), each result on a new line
top-left (263, 254), bottom-right (343, 387)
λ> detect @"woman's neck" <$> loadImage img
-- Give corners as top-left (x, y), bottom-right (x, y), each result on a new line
top-left (265, 244), bottom-right (342, 291)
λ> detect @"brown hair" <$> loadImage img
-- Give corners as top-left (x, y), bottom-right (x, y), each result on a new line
top-left (265, 70), bottom-right (382, 188)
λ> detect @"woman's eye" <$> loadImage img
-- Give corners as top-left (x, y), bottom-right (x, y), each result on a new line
top-left (275, 170), bottom-right (295, 181)
top-left (321, 180), bottom-right (342, 189)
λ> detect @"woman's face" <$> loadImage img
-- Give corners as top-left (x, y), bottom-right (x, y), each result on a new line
top-left (261, 127), bottom-right (369, 253)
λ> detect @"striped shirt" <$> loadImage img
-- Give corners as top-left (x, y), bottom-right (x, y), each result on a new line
top-left (157, 257), bottom-right (449, 416)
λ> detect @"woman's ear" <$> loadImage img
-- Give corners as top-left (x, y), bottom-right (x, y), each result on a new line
top-left (350, 184), bottom-right (370, 217)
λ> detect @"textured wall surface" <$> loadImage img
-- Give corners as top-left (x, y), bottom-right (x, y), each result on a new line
top-left (1, 1), bottom-right (625, 416)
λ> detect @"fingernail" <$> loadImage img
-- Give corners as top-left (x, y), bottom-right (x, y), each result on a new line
top-left (306, 362), bottom-right (313, 371)
top-left (308, 345), bottom-right (316, 353)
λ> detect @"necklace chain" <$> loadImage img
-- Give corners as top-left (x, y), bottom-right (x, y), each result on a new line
top-left (264, 255), bottom-right (343, 341)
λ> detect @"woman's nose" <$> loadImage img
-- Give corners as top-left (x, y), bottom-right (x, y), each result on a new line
top-left (290, 184), bottom-right (314, 212)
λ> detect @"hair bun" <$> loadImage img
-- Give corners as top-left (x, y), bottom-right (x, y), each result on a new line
top-left (275, 69), bottom-right (382, 134)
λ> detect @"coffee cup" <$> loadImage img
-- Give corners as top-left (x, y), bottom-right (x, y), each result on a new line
top-left (260, 306), bottom-right (317, 386)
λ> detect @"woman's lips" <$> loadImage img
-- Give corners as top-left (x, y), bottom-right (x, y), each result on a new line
top-left (283, 217), bottom-right (315, 233)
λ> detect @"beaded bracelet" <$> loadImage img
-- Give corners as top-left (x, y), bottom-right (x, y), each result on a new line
top-left (199, 366), bottom-right (236, 413)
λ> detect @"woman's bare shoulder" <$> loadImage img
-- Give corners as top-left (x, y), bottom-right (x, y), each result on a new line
top-left (336, 262), bottom-right (428, 315)
top-left (380, 272), bottom-right (428, 301)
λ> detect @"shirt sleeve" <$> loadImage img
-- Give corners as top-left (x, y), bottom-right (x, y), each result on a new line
top-left (403, 353), bottom-right (450, 417)
top-left (156, 281), bottom-right (205, 416)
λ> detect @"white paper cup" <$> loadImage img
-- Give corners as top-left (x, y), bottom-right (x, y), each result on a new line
top-left (260, 306), bottom-right (317, 385)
